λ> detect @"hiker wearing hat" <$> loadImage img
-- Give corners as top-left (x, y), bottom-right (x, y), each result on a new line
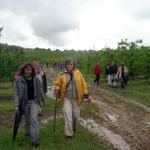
top-left (115, 62), bottom-right (128, 89)
top-left (14, 63), bottom-right (42, 147)
top-left (54, 59), bottom-right (92, 139)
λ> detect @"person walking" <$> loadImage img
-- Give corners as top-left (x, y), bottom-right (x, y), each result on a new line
top-left (109, 62), bottom-right (117, 87)
top-left (14, 63), bottom-right (42, 147)
top-left (34, 63), bottom-right (47, 95)
top-left (54, 59), bottom-right (91, 139)
top-left (105, 64), bottom-right (111, 87)
top-left (34, 63), bottom-right (47, 116)
top-left (93, 63), bottom-right (102, 85)
top-left (115, 62), bottom-right (128, 89)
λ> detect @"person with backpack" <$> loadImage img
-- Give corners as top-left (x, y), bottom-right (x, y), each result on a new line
top-left (115, 62), bottom-right (128, 89)
top-left (93, 63), bottom-right (102, 85)
top-left (14, 63), bottom-right (42, 147)
top-left (54, 59), bottom-right (92, 139)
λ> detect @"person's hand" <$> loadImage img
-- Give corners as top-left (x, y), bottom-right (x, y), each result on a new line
top-left (54, 89), bottom-right (60, 97)
top-left (15, 106), bottom-right (19, 114)
top-left (83, 96), bottom-right (92, 103)
top-left (115, 76), bottom-right (118, 80)
top-left (88, 96), bottom-right (93, 103)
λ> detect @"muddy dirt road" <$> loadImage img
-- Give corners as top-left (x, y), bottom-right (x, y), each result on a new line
top-left (88, 84), bottom-right (150, 150)
top-left (46, 68), bottom-right (150, 150)
top-left (1, 67), bottom-right (149, 150)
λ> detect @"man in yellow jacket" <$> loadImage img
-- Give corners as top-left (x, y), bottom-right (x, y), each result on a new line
top-left (54, 59), bottom-right (91, 139)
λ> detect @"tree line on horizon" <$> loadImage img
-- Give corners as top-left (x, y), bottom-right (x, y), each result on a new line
top-left (0, 38), bottom-right (150, 82)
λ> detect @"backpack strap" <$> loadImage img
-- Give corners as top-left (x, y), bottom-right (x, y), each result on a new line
top-left (66, 74), bottom-right (73, 89)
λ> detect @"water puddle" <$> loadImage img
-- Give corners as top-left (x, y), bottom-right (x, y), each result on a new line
top-left (79, 117), bottom-right (130, 150)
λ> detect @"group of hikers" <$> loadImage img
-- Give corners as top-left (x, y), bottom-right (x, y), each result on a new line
top-left (93, 62), bottom-right (128, 89)
top-left (14, 60), bottom-right (91, 147)
top-left (13, 59), bottom-right (128, 147)
top-left (53, 62), bottom-right (65, 69)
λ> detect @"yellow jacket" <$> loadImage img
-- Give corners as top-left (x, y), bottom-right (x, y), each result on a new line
top-left (54, 69), bottom-right (88, 105)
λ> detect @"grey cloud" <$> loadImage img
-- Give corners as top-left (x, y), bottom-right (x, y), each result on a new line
top-left (0, 0), bottom-right (80, 46)
top-left (0, 0), bottom-right (38, 14)
top-left (30, 1), bottom-right (79, 46)
top-left (120, 0), bottom-right (150, 20)
top-left (0, 11), bottom-right (29, 43)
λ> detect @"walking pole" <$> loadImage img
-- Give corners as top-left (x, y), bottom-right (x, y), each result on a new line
top-left (53, 95), bottom-right (57, 132)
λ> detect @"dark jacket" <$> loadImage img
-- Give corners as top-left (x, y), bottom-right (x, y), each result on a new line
top-left (105, 67), bottom-right (110, 75)
top-left (14, 76), bottom-right (42, 106)
top-left (42, 73), bottom-right (47, 94)
top-left (109, 65), bottom-right (117, 75)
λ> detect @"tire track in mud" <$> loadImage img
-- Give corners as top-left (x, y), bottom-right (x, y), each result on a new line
top-left (2, 68), bottom-right (149, 150)
top-left (44, 68), bottom-right (130, 149)
top-left (79, 117), bottom-right (130, 150)
top-left (45, 68), bottom-right (150, 150)
top-left (89, 84), bottom-right (150, 150)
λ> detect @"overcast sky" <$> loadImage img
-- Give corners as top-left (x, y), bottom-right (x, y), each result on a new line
top-left (0, 0), bottom-right (150, 50)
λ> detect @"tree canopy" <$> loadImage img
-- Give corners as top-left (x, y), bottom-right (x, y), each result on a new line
top-left (0, 39), bottom-right (150, 81)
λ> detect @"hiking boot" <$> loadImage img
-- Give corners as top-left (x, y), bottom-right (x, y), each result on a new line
top-left (32, 142), bottom-right (39, 148)
top-left (65, 135), bottom-right (73, 140)
top-left (73, 128), bottom-right (76, 133)
top-left (38, 113), bottom-right (42, 117)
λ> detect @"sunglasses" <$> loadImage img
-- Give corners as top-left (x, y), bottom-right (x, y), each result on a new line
top-left (67, 63), bottom-right (73, 66)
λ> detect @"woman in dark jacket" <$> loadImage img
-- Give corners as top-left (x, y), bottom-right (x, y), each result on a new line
top-left (14, 63), bottom-right (42, 147)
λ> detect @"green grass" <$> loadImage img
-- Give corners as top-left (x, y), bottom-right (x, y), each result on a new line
top-left (0, 100), bottom-right (14, 114)
top-left (0, 97), bottom-right (60, 116)
top-left (0, 83), bottom-right (14, 115)
top-left (82, 102), bottom-right (99, 111)
top-left (113, 80), bottom-right (150, 106)
top-left (0, 88), bottom-right (13, 96)
top-left (0, 95), bottom-right (59, 115)
top-left (86, 77), bottom-right (150, 106)
top-left (0, 119), bottom-right (113, 150)
top-left (0, 82), bottom-right (13, 88)
top-left (85, 74), bottom-right (106, 83)
top-left (43, 96), bottom-right (62, 113)
top-left (0, 93), bottom-right (113, 150)
top-left (0, 81), bottom-right (13, 97)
